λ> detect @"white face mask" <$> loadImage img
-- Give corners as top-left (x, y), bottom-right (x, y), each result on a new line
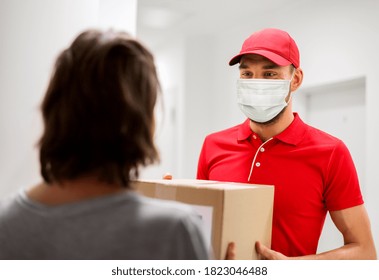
top-left (237, 75), bottom-right (293, 123)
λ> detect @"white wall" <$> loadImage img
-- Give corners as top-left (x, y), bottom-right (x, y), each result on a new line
top-left (145, 0), bottom-right (379, 254)
top-left (0, 0), bottom-right (137, 197)
top-left (140, 35), bottom-right (186, 178)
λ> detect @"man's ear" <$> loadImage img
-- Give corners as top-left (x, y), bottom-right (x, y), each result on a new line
top-left (290, 68), bottom-right (303, 92)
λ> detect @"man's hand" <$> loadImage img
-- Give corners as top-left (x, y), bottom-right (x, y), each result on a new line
top-left (255, 241), bottom-right (288, 260)
top-left (225, 242), bottom-right (236, 260)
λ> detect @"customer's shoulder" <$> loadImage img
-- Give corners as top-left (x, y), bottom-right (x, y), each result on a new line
top-left (0, 192), bottom-right (21, 219)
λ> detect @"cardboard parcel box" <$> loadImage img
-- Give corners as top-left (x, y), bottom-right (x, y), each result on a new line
top-left (132, 179), bottom-right (274, 260)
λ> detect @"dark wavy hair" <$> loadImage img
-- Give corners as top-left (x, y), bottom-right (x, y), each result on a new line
top-left (39, 29), bottom-right (160, 187)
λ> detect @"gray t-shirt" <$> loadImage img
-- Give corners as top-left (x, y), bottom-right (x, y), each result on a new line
top-left (0, 190), bottom-right (209, 260)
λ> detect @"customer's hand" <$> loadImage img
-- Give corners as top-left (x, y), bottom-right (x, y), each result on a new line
top-left (162, 173), bottom-right (173, 180)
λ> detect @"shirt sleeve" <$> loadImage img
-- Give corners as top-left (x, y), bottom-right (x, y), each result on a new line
top-left (324, 140), bottom-right (364, 211)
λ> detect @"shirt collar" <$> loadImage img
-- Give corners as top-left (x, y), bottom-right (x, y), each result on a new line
top-left (237, 113), bottom-right (307, 146)
top-left (274, 113), bottom-right (307, 146)
top-left (237, 119), bottom-right (253, 141)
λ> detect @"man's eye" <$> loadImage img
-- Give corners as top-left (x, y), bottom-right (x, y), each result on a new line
top-left (241, 72), bottom-right (252, 78)
top-left (264, 72), bottom-right (276, 77)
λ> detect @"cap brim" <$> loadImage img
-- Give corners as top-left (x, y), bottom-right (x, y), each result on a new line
top-left (229, 49), bottom-right (292, 66)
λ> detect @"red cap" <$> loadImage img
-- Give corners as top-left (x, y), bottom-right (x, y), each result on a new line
top-left (229, 28), bottom-right (300, 68)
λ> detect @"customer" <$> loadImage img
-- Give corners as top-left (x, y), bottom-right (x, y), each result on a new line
top-left (197, 28), bottom-right (376, 259)
top-left (0, 29), bottom-right (208, 260)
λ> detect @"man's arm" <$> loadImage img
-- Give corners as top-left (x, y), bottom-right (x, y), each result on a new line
top-left (256, 205), bottom-right (377, 260)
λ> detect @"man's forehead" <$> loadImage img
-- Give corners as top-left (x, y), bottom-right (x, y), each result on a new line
top-left (239, 54), bottom-right (279, 69)
top-left (240, 54), bottom-right (276, 64)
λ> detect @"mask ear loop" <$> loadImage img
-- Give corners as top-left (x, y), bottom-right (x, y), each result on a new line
top-left (285, 69), bottom-right (296, 104)
top-left (289, 68), bottom-right (296, 81)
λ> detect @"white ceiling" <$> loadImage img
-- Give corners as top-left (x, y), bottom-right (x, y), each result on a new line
top-left (137, 0), bottom-right (296, 48)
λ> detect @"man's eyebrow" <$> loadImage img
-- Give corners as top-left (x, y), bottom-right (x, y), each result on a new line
top-left (262, 63), bottom-right (280, 69)
top-left (239, 62), bottom-right (249, 70)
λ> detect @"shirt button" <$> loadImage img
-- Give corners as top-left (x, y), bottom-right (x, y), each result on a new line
top-left (260, 147), bottom-right (265, 152)
top-left (255, 162), bottom-right (261, 167)
top-left (252, 135), bottom-right (257, 140)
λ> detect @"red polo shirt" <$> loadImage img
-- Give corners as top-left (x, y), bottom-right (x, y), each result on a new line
top-left (197, 113), bottom-right (363, 257)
